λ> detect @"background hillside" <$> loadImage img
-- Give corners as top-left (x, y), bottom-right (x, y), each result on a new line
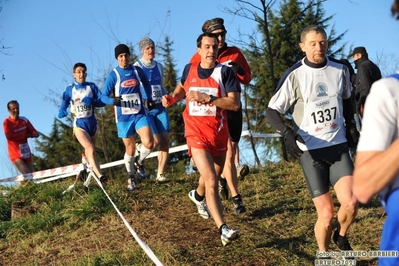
top-left (0, 162), bottom-right (383, 266)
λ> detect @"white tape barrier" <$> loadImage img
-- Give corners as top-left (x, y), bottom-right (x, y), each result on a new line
top-left (0, 130), bottom-right (281, 183)
top-left (69, 171), bottom-right (163, 266)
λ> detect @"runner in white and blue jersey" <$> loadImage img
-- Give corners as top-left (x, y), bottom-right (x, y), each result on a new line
top-left (58, 62), bottom-right (107, 184)
top-left (101, 44), bottom-right (155, 190)
top-left (266, 25), bottom-right (359, 259)
top-left (134, 37), bottom-right (170, 183)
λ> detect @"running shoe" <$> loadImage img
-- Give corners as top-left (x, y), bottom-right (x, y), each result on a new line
top-left (220, 225), bottom-right (239, 246)
top-left (126, 175), bottom-right (137, 191)
top-left (232, 195), bottom-right (246, 214)
top-left (333, 229), bottom-right (355, 260)
top-left (219, 178), bottom-right (228, 200)
top-left (188, 190), bottom-right (210, 219)
top-left (156, 174), bottom-right (167, 182)
top-left (134, 156), bottom-right (146, 179)
top-left (99, 175), bottom-right (108, 185)
top-left (237, 164), bottom-right (250, 180)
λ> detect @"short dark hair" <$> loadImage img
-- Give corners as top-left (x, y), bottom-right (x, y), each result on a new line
top-left (196, 32), bottom-right (219, 48)
top-left (7, 100), bottom-right (18, 110)
top-left (393, 0), bottom-right (399, 19)
top-left (73, 62), bottom-right (87, 72)
top-left (300, 25), bottom-right (327, 43)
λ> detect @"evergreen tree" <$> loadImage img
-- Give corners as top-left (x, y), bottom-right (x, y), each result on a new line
top-left (158, 35), bottom-right (188, 174)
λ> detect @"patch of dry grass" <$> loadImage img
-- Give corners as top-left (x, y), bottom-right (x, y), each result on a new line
top-left (0, 161), bottom-right (383, 265)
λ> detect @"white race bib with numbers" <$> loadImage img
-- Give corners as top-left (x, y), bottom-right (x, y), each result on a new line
top-left (188, 87), bottom-right (218, 116)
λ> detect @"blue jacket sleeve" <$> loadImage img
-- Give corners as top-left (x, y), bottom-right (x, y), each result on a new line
top-left (91, 83), bottom-right (106, 107)
top-left (101, 72), bottom-right (117, 105)
top-left (59, 85), bottom-right (72, 111)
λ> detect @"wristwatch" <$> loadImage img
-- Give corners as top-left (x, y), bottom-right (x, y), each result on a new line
top-left (208, 95), bottom-right (217, 103)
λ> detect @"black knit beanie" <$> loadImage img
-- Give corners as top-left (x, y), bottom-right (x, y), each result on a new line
top-left (114, 44), bottom-right (130, 59)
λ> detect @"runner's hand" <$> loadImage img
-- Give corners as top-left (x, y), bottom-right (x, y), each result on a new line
top-left (346, 124), bottom-right (359, 148)
top-left (228, 61), bottom-right (245, 75)
top-left (58, 110), bottom-right (68, 119)
top-left (281, 127), bottom-right (304, 160)
top-left (113, 96), bottom-right (123, 105)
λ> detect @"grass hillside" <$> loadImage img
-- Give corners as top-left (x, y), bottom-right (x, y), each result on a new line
top-left (0, 161), bottom-right (384, 266)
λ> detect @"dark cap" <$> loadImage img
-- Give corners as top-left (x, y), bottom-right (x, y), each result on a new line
top-left (114, 44), bottom-right (130, 59)
top-left (202, 18), bottom-right (227, 33)
top-left (351, 46), bottom-right (367, 56)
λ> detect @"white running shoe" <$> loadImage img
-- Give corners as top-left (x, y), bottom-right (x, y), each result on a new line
top-left (126, 175), bottom-right (137, 191)
top-left (188, 190), bottom-right (210, 219)
top-left (221, 225), bottom-right (239, 246)
top-left (156, 174), bottom-right (167, 182)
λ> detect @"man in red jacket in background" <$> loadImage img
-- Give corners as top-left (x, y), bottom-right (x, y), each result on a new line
top-left (3, 100), bottom-right (39, 178)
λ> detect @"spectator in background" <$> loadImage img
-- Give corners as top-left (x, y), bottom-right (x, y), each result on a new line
top-left (3, 100), bottom-right (39, 177)
top-left (58, 62), bottom-right (107, 184)
top-left (101, 44), bottom-right (155, 191)
top-left (189, 17), bottom-right (251, 214)
top-left (352, 2), bottom-right (399, 265)
top-left (134, 38), bottom-right (170, 183)
top-left (352, 46), bottom-right (382, 118)
top-left (162, 32), bottom-right (240, 246)
top-left (266, 25), bottom-right (358, 258)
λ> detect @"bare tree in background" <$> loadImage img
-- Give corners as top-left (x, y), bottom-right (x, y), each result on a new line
top-left (0, 0), bottom-right (11, 81)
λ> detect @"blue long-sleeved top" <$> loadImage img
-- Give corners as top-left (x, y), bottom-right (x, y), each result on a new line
top-left (59, 81), bottom-right (105, 119)
top-left (101, 64), bottom-right (151, 123)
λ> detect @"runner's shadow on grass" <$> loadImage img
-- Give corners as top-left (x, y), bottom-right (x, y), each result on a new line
top-left (255, 235), bottom-right (315, 262)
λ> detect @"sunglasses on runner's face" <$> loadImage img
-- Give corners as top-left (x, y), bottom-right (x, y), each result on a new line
top-left (214, 32), bottom-right (226, 38)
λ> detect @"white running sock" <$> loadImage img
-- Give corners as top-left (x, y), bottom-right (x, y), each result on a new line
top-left (124, 153), bottom-right (135, 175)
top-left (138, 146), bottom-right (151, 164)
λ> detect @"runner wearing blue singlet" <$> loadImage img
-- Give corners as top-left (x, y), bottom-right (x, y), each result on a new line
top-left (58, 62), bottom-right (107, 183)
top-left (101, 44), bottom-right (155, 191)
top-left (134, 37), bottom-right (170, 182)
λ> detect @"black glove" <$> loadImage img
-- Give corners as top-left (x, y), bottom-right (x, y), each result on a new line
top-left (144, 100), bottom-right (156, 110)
top-left (346, 124), bottom-right (359, 148)
top-left (113, 96), bottom-right (123, 106)
top-left (228, 61), bottom-right (245, 75)
top-left (281, 127), bottom-right (305, 160)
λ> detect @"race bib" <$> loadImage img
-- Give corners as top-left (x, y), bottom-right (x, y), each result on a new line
top-left (121, 93), bottom-right (141, 115)
top-left (151, 85), bottom-right (162, 103)
top-left (188, 87), bottom-right (217, 116)
top-left (74, 101), bottom-right (93, 118)
top-left (307, 97), bottom-right (341, 135)
top-left (19, 143), bottom-right (31, 158)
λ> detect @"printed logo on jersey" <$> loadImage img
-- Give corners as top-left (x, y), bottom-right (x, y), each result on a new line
top-left (191, 78), bottom-right (197, 83)
top-left (316, 83), bottom-right (328, 97)
top-left (316, 100), bottom-right (330, 108)
top-left (121, 79), bottom-right (137, 88)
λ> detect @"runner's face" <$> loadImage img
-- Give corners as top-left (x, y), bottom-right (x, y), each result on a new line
top-left (198, 36), bottom-right (218, 68)
top-left (299, 31), bottom-right (328, 64)
top-left (117, 53), bottom-right (130, 69)
top-left (73, 66), bottom-right (87, 83)
top-left (8, 103), bottom-right (19, 119)
top-left (211, 29), bottom-right (226, 49)
top-left (143, 44), bottom-right (155, 61)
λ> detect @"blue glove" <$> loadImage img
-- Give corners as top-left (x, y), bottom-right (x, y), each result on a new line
top-left (58, 109), bottom-right (68, 118)
top-left (82, 97), bottom-right (93, 106)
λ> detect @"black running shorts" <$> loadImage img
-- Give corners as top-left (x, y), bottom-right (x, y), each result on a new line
top-left (299, 143), bottom-right (354, 198)
top-left (227, 103), bottom-right (243, 143)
